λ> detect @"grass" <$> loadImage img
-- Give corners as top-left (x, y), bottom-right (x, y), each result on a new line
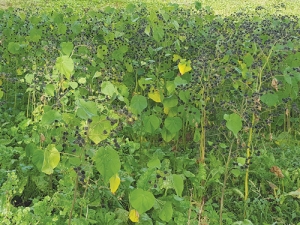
top-left (1, 0), bottom-right (300, 16)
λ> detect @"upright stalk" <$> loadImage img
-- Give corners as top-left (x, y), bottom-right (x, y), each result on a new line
top-left (69, 174), bottom-right (78, 225)
top-left (244, 113), bottom-right (255, 201)
top-left (220, 141), bottom-right (234, 225)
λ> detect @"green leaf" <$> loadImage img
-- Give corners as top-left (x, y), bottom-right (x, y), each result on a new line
top-left (101, 81), bottom-right (117, 97)
top-left (195, 1), bottom-right (202, 10)
top-left (152, 24), bottom-right (164, 42)
top-left (172, 174), bottom-right (184, 197)
top-left (57, 23), bottom-right (67, 34)
top-left (243, 53), bottom-right (254, 67)
top-left (284, 74), bottom-right (292, 84)
top-left (130, 95), bottom-right (147, 115)
top-left (88, 115), bottom-right (111, 144)
top-left (60, 42), bottom-right (73, 56)
top-left (137, 168), bottom-right (156, 190)
top-left (161, 127), bottom-right (176, 142)
top-left (41, 110), bottom-right (61, 125)
top-left (223, 113), bottom-right (242, 138)
top-left (8, 42), bottom-right (21, 54)
top-left (143, 115), bottom-right (160, 133)
top-left (166, 81), bottom-right (176, 95)
top-left (260, 93), bottom-right (279, 107)
top-left (129, 188), bottom-right (155, 214)
top-left (71, 21), bottom-right (81, 35)
top-left (42, 144), bottom-right (60, 175)
top-left (159, 201), bottom-right (173, 222)
top-left (112, 45), bottom-right (128, 61)
top-left (55, 55), bottom-right (74, 80)
top-left (178, 90), bottom-right (190, 103)
top-left (172, 20), bottom-right (179, 31)
top-left (0, 89), bottom-right (3, 99)
top-left (163, 96), bottom-right (178, 108)
top-left (25, 73), bottom-right (34, 84)
top-left (45, 84), bottom-right (55, 96)
top-left (97, 45), bottom-right (108, 59)
top-left (76, 99), bottom-right (98, 120)
top-left (144, 24), bottom-right (151, 36)
top-left (237, 157), bottom-right (246, 165)
top-left (31, 147), bottom-right (44, 171)
top-left (164, 117), bottom-right (182, 133)
top-left (147, 158), bottom-right (161, 169)
top-left (231, 169), bottom-right (241, 177)
top-left (69, 82), bottom-right (78, 89)
top-left (174, 76), bottom-right (188, 86)
top-left (93, 146), bottom-right (121, 183)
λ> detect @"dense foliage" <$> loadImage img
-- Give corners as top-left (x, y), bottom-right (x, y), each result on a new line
top-left (0, 2), bottom-right (300, 224)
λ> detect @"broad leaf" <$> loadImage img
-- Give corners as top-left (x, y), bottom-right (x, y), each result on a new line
top-left (93, 146), bottom-right (121, 183)
top-left (130, 95), bottom-right (147, 115)
top-left (223, 113), bottom-right (242, 138)
top-left (42, 144), bottom-right (60, 175)
top-left (148, 88), bottom-right (162, 102)
top-left (41, 110), bottom-right (61, 125)
top-left (164, 117), bottom-right (182, 133)
top-left (129, 209), bottom-right (139, 223)
top-left (178, 59), bottom-right (192, 75)
top-left (60, 42), bottom-right (73, 56)
top-left (159, 201), bottom-right (173, 222)
top-left (172, 174), bottom-right (184, 197)
top-left (260, 93), bottom-right (279, 107)
top-left (88, 115), bottom-right (111, 144)
top-left (161, 127), bottom-right (176, 142)
top-left (109, 173), bottom-right (120, 194)
top-left (55, 55), bottom-right (74, 80)
top-left (129, 189), bottom-right (155, 214)
top-left (76, 99), bottom-right (98, 120)
top-left (143, 115), bottom-right (160, 133)
top-left (101, 81), bottom-right (117, 97)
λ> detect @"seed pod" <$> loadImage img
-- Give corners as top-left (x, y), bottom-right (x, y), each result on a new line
top-left (270, 166), bottom-right (284, 178)
top-left (40, 133), bottom-right (46, 143)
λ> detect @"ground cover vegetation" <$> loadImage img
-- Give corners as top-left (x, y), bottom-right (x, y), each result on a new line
top-left (0, 1), bottom-right (300, 224)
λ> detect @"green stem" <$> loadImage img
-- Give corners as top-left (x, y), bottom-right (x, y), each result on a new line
top-left (220, 141), bottom-right (234, 225)
top-left (68, 174), bottom-right (78, 225)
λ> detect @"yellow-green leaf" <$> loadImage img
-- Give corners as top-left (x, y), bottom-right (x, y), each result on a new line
top-left (41, 144), bottom-right (60, 175)
top-left (178, 60), bottom-right (192, 75)
top-left (129, 209), bottom-right (139, 223)
top-left (173, 54), bottom-right (182, 62)
top-left (148, 88), bottom-right (161, 103)
top-left (287, 188), bottom-right (300, 199)
top-left (109, 173), bottom-right (121, 194)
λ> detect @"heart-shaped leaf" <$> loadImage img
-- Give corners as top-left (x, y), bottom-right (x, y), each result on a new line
top-left (129, 189), bottom-right (155, 214)
top-left (42, 144), bottom-right (60, 175)
top-left (93, 146), bottom-right (120, 183)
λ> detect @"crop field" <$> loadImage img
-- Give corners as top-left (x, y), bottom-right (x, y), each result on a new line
top-left (0, 0), bottom-right (300, 224)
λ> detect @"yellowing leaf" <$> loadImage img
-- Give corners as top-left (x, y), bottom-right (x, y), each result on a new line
top-left (41, 144), bottom-right (60, 175)
top-left (109, 173), bottom-right (120, 194)
top-left (287, 188), bottom-right (300, 199)
top-left (178, 60), bottom-right (192, 75)
top-left (129, 209), bottom-right (139, 223)
top-left (148, 88), bottom-right (161, 103)
top-left (173, 54), bottom-right (182, 62)
top-left (164, 106), bottom-right (170, 114)
top-left (16, 68), bottom-right (23, 76)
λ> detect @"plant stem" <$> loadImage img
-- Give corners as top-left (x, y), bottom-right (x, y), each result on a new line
top-left (244, 113), bottom-right (255, 201)
top-left (219, 141), bottom-right (233, 225)
top-left (68, 175), bottom-right (78, 225)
